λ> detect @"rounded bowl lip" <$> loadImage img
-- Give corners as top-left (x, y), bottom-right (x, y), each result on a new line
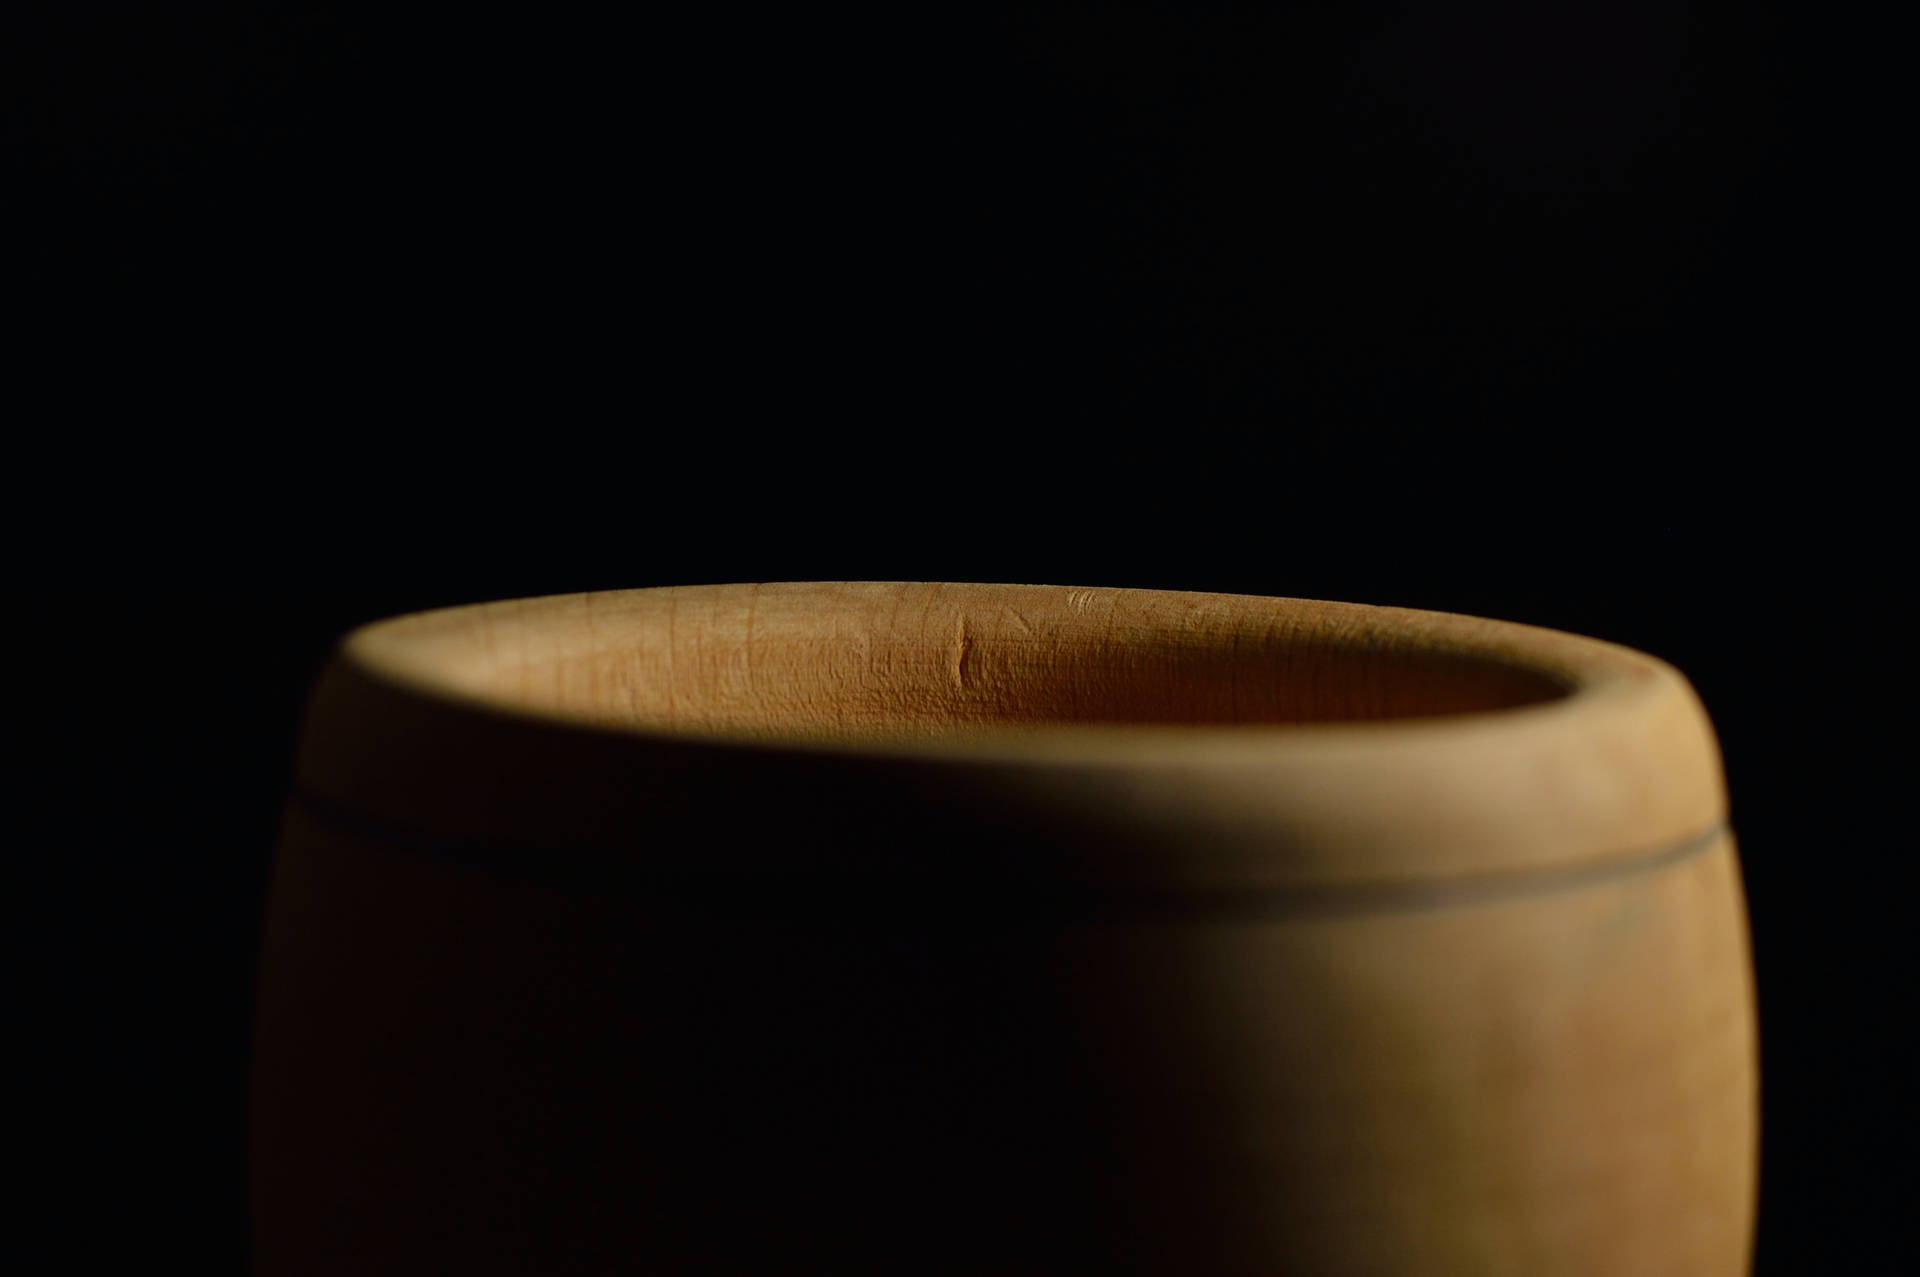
top-left (301, 582), bottom-right (1727, 889)
top-left (335, 580), bottom-right (1651, 768)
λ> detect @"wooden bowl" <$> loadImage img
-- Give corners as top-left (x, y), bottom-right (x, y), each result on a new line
top-left (249, 583), bottom-right (1756, 1275)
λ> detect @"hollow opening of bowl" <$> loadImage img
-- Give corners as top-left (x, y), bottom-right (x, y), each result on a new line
top-left (358, 583), bottom-right (1579, 747)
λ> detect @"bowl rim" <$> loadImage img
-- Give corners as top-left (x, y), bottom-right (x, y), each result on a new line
top-left (292, 582), bottom-right (1729, 891)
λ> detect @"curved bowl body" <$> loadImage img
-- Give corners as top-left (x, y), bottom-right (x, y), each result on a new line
top-left (250, 583), bottom-right (1756, 1275)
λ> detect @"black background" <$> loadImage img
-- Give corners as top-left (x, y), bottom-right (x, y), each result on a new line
top-left (14, 4), bottom-right (1898, 1272)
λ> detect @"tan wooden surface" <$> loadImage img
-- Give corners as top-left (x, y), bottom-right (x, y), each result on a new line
top-left (251, 583), bottom-right (1756, 1274)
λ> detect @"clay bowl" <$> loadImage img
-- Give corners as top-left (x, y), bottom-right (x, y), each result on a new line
top-left (249, 582), bottom-right (1756, 1275)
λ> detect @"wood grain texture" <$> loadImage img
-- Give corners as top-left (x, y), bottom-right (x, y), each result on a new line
top-left (251, 583), bottom-right (1756, 1274)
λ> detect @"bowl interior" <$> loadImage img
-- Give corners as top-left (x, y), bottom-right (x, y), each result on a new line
top-left (373, 584), bottom-right (1575, 745)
